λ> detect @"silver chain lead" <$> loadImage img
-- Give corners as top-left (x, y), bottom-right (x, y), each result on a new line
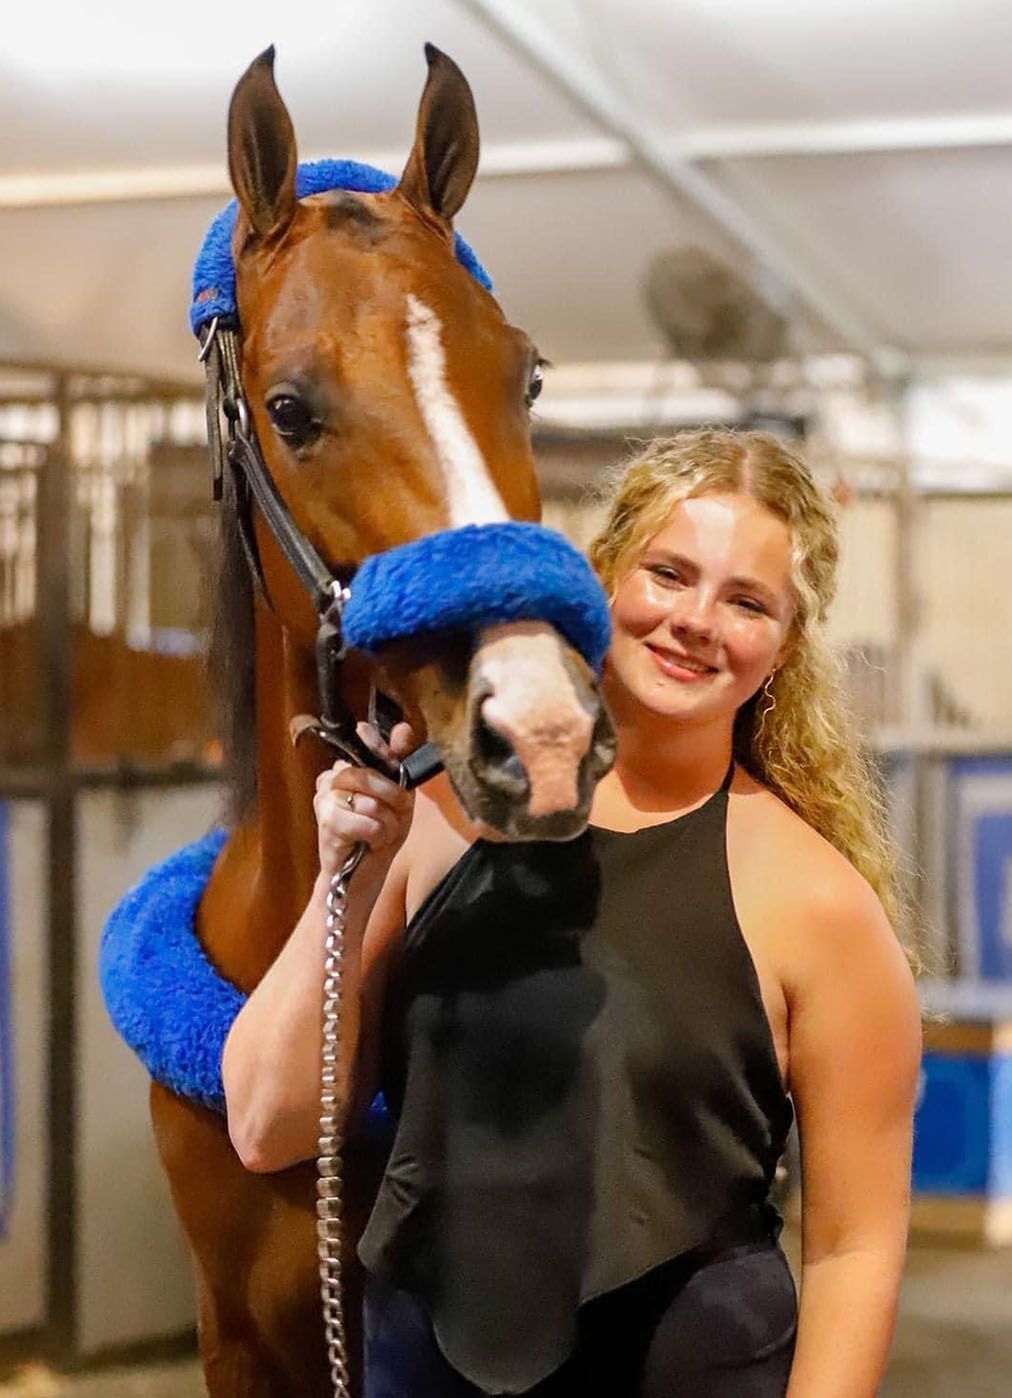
top-left (317, 844), bottom-right (366, 1398)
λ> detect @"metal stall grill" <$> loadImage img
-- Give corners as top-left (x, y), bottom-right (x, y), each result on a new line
top-left (0, 362), bottom-right (222, 1370)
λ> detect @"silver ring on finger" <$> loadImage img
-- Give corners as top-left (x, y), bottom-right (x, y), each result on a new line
top-left (345, 792), bottom-right (356, 812)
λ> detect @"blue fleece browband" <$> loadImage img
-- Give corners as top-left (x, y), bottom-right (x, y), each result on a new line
top-left (190, 159), bottom-right (492, 337)
top-left (100, 829), bottom-right (237, 1113)
top-left (345, 523), bottom-right (611, 674)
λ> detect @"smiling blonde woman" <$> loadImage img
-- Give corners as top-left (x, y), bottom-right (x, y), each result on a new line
top-left (223, 428), bottom-right (921, 1398)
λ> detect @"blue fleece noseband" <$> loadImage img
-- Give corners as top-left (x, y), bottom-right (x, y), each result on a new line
top-left (345, 523), bottom-right (610, 674)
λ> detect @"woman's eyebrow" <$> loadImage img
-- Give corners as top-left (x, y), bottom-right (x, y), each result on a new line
top-left (643, 548), bottom-right (695, 568)
top-left (726, 574), bottom-right (777, 599)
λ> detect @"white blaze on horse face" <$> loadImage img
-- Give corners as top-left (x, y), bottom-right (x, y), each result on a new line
top-left (475, 621), bottom-right (594, 818)
top-left (405, 294), bottom-right (509, 527)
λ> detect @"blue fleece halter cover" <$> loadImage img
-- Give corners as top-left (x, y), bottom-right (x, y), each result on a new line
top-left (102, 163), bottom-right (610, 1112)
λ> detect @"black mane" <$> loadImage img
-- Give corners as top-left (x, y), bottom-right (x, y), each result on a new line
top-left (208, 481), bottom-right (258, 824)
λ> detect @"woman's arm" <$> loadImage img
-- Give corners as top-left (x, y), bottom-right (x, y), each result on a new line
top-left (784, 869), bottom-right (922, 1398)
top-left (222, 726), bottom-right (415, 1173)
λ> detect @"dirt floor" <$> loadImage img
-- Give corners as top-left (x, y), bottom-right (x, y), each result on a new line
top-left (3, 1236), bottom-right (1011, 1396)
top-left (881, 1242), bottom-right (1012, 1398)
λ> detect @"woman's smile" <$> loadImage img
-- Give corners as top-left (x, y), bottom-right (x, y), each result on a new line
top-left (645, 643), bottom-right (719, 681)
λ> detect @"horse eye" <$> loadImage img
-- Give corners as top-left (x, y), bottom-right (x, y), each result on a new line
top-left (525, 362), bottom-right (544, 407)
top-left (265, 393), bottom-right (320, 448)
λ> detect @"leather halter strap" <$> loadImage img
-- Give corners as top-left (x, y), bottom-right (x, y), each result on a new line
top-left (201, 315), bottom-right (341, 613)
top-left (199, 315), bottom-right (441, 787)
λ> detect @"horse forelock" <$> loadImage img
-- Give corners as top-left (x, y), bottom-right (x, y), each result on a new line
top-left (318, 190), bottom-right (387, 242)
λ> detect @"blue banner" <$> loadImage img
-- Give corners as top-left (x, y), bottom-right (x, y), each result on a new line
top-left (914, 1049), bottom-right (1012, 1197)
top-left (913, 1051), bottom-right (992, 1194)
top-left (951, 757), bottom-right (1012, 980)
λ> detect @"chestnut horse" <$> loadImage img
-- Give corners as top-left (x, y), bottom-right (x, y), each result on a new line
top-left (150, 46), bottom-right (614, 1397)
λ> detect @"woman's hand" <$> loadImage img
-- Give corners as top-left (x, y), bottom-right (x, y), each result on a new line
top-left (313, 720), bottom-right (417, 883)
top-left (225, 717), bottom-right (418, 1173)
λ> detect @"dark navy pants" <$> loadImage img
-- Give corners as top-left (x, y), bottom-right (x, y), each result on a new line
top-left (365, 1240), bottom-right (797, 1397)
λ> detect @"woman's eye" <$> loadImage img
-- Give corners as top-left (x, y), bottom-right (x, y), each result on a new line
top-left (266, 394), bottom-right (321, 448)
top-left (648, 565), bottom-right (681, 586)
top-left (734, 598), bottom-right (766, 615)
top-left (525, 362), bottom-right (544, 407)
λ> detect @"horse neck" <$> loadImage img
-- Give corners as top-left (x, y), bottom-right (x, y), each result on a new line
top-left (254, 601), bottom-right (326, 898)
top-left (201, 601), bottom-right (328, 990)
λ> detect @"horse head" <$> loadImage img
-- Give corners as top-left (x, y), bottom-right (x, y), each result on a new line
top-left (221, 45), bottom-right (615, 840)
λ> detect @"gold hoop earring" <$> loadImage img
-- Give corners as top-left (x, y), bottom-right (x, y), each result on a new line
top-left (756, 670), bottom-right (777, 741)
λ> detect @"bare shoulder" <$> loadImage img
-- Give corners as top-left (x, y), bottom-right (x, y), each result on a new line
top-left (726, 769), bottom-right (914, 1001)
top-left (727, 765), bottom-right (865, 897)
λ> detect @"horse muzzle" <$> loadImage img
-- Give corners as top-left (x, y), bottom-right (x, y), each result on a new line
top-left (456, 620), bottom-right (616, 841)
top-left (344, 522), bottom-right (616, 838)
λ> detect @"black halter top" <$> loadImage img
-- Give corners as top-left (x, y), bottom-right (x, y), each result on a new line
top-left (358, 761), bottom-right (794, 1393)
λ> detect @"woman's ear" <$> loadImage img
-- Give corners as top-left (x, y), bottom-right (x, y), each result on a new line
top-left (773, 632), bottom-right (796, 673)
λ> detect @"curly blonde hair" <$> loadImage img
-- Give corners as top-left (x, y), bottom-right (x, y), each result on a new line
top-left (588, 428), bottom-right (917, 965)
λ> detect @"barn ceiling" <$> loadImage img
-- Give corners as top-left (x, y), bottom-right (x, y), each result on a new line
top-left (1, 0), bottom-right (1011, 383)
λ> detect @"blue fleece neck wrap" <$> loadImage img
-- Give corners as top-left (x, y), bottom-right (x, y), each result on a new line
top-left (190, 158), bottom-right (492, 338)
top-left (100, 830), bottom-right (236, 1113)
top-left (344, 523), bottom-right (611, 674)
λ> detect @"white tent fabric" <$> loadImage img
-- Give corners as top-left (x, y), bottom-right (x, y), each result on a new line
top-left (1, 0), bottom-right (1011, 379)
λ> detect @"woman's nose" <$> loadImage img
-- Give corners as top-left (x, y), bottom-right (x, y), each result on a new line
top-left (669, 591), bottom-right (716, 640)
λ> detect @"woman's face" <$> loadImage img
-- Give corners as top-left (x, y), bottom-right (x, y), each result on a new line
top-left (606, 491), bottom-right (796, 729)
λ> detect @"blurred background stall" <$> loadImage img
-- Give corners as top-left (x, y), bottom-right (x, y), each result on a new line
top-left (1, 2), bottom-right (1011, 1394)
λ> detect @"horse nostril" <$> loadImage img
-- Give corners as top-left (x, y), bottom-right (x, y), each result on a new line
top-left (473, 711), bottom-right (530, 795)
top-left (500, 752), bottom-right (527, 787)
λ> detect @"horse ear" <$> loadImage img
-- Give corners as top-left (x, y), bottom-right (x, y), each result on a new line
top-left (227, 46), bottom-right (298, 242)
top-left (398, 44), bottom-right (480, 223)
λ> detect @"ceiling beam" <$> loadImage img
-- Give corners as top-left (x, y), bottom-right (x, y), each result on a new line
top-left (0, 163), bottom-right (232, 210)
top-left (455, 0), bottom-right (907, 376)
top-left (0, 139), bottom-right (628, 210)
top-left (5, 109), bottom-right (1009, 211)
top-left (681, 112), bottom-right (1012, 161)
